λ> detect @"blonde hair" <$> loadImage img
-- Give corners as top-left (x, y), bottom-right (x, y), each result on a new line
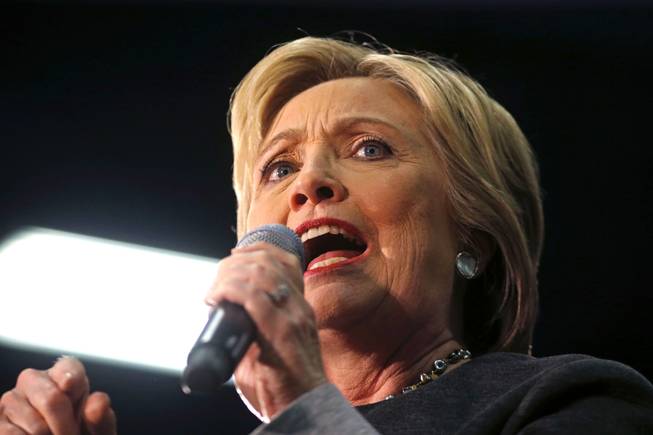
top-left (229, 37), bottom-right (544, 354)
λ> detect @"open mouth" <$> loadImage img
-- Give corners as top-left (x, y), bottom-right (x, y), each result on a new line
top-left (295, 219), bottom-right (367, 272)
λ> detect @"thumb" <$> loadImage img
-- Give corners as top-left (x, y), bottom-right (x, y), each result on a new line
top-left (48, 356), bottom-right (90, 409)
top-left (82, 392), bottom-right (117, 435)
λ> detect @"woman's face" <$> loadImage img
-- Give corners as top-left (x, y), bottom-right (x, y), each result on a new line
top-left (247, 77), bottom-right (460, 337)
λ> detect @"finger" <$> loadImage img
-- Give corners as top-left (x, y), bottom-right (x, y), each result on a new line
top-left (204, 256), bottom-right (270, 305)
top-left (217, 248), bottom-right (302, 291)
top-left (220, 250), bottom-right (282, 274)
top-left (0, 418), bottom-right (28, 435)
top-left (1, 391), bottom-right (49, 435)
top-left (231, 241), bottom-right (271, 253)
top-left (208, 266), bottom-right (306, 323)
top-left (214, 275), bottom-right (275, 306)
top-left (48, 356), bottom-right (89, 406)
top-left (16, 368), bottom-right (78, 435)
top-left (82, 392), bottom-right (116, 435)
top-left (211, 277), bottom-right (292, 340)
top-left (204, 268), bottom-right (251, 306)
top-left (205, 257), bottom-right (294, 307)
top-left (232, 243), bottom-right (303, 273)
top-left (251, 245), bottom-right (304, 288)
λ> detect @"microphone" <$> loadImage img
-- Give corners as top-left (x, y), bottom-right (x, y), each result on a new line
top-left (181, 224), bottom-right (305, 394)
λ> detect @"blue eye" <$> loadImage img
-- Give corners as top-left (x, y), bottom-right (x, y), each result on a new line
top-left (354, 139), bottom-right (391, 160)
top-left (266, 162), bottom-right (296, 182)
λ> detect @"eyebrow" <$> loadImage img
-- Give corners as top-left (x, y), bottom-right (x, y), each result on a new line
top-left (258, 115), bottom-right (406, 157)
top-left (258, 128), bottom-right (305, 157)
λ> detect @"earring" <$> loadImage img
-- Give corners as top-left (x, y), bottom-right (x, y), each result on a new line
top-left (456, 251), bottom-right (479, 279)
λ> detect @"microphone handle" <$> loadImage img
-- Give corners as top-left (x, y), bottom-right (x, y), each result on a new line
top-left (181, 301), bottom-right (255, 394)
top-left (181, 223), bottom-right (304, 394)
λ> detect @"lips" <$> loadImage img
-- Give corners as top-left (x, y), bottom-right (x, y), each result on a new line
top-left (294, 218), bottom-right (367, 274)
top-left (307, 249), bottom-right (361, 270)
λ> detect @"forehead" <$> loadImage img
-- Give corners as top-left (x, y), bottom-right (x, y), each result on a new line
top-left (266, 77), bottom-right (424, 136)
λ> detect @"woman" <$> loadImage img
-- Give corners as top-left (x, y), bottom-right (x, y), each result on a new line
top-left (1, 36), bottom-right (652, 434)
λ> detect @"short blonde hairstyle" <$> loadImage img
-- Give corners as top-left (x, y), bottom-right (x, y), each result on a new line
top-left (229, 37), bottom-right (544, 354)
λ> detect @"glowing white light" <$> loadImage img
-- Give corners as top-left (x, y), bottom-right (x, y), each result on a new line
top-left (0, 227), bottom-right (219, 374)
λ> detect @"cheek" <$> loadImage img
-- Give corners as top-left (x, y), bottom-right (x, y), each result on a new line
top-left (358, 167), bottom-right (449, 241)
top-left (357, 167), bottom-right (457, 297)
top-left (246, 195), bottom-right (288, 232)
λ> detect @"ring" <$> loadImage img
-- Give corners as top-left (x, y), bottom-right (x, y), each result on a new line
top-left (267, 283), bottom-right (290, 306)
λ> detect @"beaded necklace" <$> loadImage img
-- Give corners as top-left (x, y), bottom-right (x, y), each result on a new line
top-left (385, 348), bottom-right (472, 400)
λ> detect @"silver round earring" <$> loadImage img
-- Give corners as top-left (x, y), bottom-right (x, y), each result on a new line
top-left (456, 251), bottom-right (479, 279)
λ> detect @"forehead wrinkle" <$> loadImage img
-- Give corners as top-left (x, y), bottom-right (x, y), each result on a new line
top-left (299, 92), bottom-right (336, 145)
top-left (258, 128), bottom-right (304, 158)
top-left (332, 116), bottom-right (403, 134)
top-left (261, 100), bottom-right (339, 158)
top-left (258, 78), bottom-right (430, 161)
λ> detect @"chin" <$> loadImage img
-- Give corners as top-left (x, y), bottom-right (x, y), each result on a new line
top-left (305, 271), bottom-right (387, 330)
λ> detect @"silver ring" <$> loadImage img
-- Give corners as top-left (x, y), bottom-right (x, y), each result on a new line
top-left (268, 283), bottom-right (290, 306)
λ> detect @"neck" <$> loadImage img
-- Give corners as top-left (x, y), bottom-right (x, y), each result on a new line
top-left (319, 325), bottom-right (466, 405)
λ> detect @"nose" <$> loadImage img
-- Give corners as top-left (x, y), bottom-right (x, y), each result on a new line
top-left (290, 165), bottom-right (347, 210)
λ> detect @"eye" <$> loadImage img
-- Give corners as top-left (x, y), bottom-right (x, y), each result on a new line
top-left (263, 161), bottom-right (297, 183)
top-left (353, 137), bottom-right (392, 160)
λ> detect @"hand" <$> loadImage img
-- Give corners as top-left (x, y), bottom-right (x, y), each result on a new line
top-left (205, 242), bottom-right (327, 421)
top-left (0, 356), bottom-right (117, 435)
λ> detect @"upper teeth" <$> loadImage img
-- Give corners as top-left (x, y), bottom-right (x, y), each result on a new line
top-left (300, 225), bottom-right (362, 245)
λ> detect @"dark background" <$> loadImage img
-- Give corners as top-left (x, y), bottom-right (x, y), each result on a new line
top-left (1, 1), bottom-right (652, 434)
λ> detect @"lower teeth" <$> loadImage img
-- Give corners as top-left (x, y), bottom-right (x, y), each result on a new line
top-left (309, 256), bottom-right (348, 270)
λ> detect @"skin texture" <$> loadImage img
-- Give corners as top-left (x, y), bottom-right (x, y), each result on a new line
top-left (213, 77), bottom-right (468, 418)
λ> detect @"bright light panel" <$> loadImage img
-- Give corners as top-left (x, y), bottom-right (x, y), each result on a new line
top-left (0, 227), bottom-right (219, 374)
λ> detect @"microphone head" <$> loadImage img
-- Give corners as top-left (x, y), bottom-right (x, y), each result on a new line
top-left (236, 224), bottom-right (305, 270)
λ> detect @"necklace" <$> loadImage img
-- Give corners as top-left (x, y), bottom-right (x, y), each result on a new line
top-left (385, 348), bottom-right (472, 400)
